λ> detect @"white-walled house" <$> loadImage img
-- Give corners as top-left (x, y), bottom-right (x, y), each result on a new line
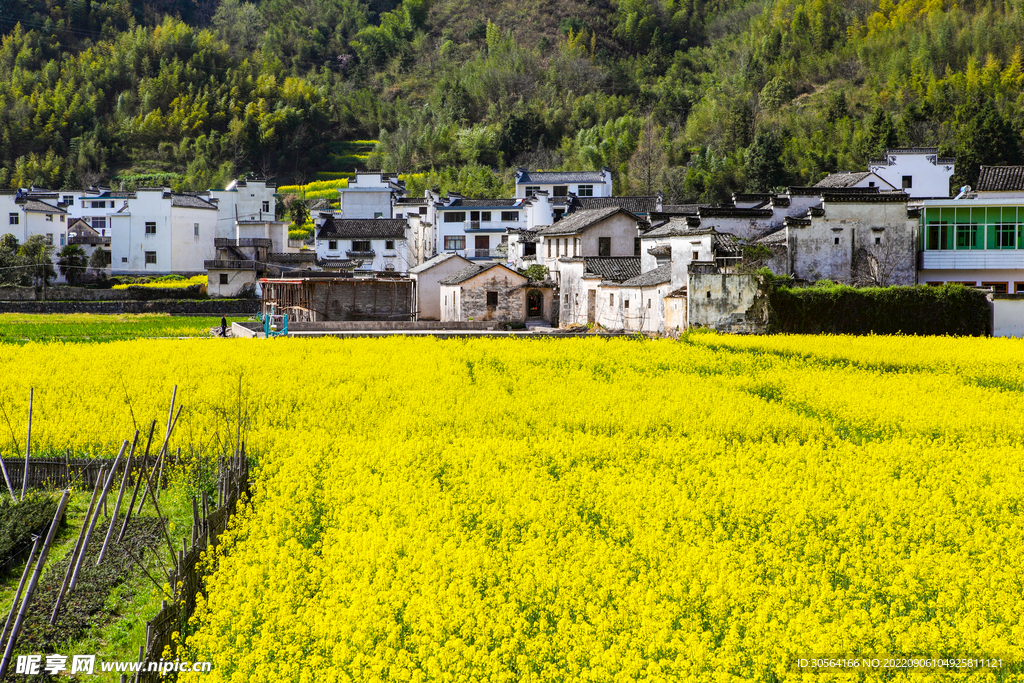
top-left (337, 173), bottom-right (405, 219)
top-left (0, 193), bottom-right (69, 249)
top-left (514, 169), bottom-right (613, 220)
top-left (434, 195), bottom-right (522, 262)
top-left (109, 189), bottom-right (219, 274)
top-left (315, 217), bottom-right (409, 273)
top-left (869, 148), bottom-right (954, 198)
top-left (535, 207), bottom-right (641, 278)
top-left (408, 252), bottom-right (472, 320)
top-left (208, 178), bottom-right (278, 239)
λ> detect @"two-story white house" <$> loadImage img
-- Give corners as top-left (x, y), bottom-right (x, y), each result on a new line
top-left (514, 168), bottom-right (614, 220)
top-left (208, 178), bottom-right (279, 238)
top-left (435, 195), bottom-right (525, 262)
top-left (315, 217), bottom-right (410, 273)
top-left (108, 189), bottom-right (219, 274)
top-left (815, 148), bottom-right (954, 198)
top-left (337, 172), bottom-right (406, 219)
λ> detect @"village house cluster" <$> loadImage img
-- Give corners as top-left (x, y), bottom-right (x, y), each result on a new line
top-left (8, 149), bottom-right (1024, 332)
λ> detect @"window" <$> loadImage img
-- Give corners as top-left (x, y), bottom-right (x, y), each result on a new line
top-left (598, 237), bottom-right (611, 257)
top-left (419, 207), bottom-right (427, 215)
top-left (692, 251), bottom-right (699, 261)
top-left (262, 200), bottom-right (270, 212)
top-left (902, 175), bottom-right (913, 190)
top-left (444, 235), bottom-right (465, 250)
top-left (91, 217), bottom-right (105, 231)
top-left (875, 237), bottom-right (881, 245)
top-left (982, 281), bottom-right (1008, 293)
top-left (443, 212), bottom-right (466, 222)
top-left (501, 211), bottom-right (519, 222)
top-left (706, 290), bottom-right (712, 298)
top-left (328, 240), bottom-right (338, 250)
top-left (927, 221), bottom-right (951, 250)
top-left (647, 299), bottom-right (651, 309)
top-left (45, 214), bottom-right (53, 222)
top-left (634, 238), bottom-right (641, 256)
top-left (955, 224), bottom-right (975, 249)
top-left (609, 293), bottom-right (614, 306)
top-left (194, 223), bottom-right (200, 237)
top-left (868, 182), bottom-right (875, 188)
top-left (385, 240), bottom-right (395, 250)
top-left (395, 213), bottom-right (404, 219)
top-left (145, 251), bottom-right (157, 264)
top-left (547, 241), bottom-right (551, 258)
top-left (834, 237), bottom-right (840, 245)
top-left (553, 186), bottom-right (568, 196)
top-left (996, 224), bottom-right (1016, 248)
top-left (145, 222), bottom-right (156, 235)
top-left (8, 213), bottom-right (18, 225)
top-left (352, 240), bottom-right (371, 252)
top-left (45, 234), bottom-right (53, 245)
top-left (564, 293), bottom-right (570, 304)
top-left (525, 186), bottom-right (540, 196)
top-left (524, 242), bottom-right (536, 256)
top-left (470, 211), bottom-right (480, 221)
top-left (486, 291), bottom-right (498, 308)
top-left (1015, 282), bottom-right (1024, 294)
top-left (90, 201), bottom-right (105, 209)
top-left (62, 195), bottom-right (74, 205)
top-left (481, 211), bottom-right (491, 222)
top-left (373, 212), bottom-right (383, 219)
top-left (624, 299), bottom-right (630, 309)
top-left (220, 273), bottom-right (229, 285)
top-left (121, 257), bottom-right (128, 263)
top-left (60, 234), bottom-right (65, 246)
top-left (578, 185), bottom-right (594, 197)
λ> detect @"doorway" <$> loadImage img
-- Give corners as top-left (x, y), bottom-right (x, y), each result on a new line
top-left (527, 290), bottom-right (543, 319)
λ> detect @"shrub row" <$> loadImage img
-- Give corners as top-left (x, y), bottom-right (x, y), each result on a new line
top-left (768, 282), bottom-right (991, 336)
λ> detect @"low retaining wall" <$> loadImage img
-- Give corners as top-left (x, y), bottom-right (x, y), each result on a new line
top-left (0, 286), bottom-right (208, 301)
top-left (0, 299), bottom-right (259, 315)
top-left (232, 319), bottom-right (502, 338)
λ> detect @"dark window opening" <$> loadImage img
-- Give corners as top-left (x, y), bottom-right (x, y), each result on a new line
top-left (598, 237), bottom-right (611, 257)
top-left (902, 175), bottom-right (913, 189)
top-left (486, 291), bottom-right (498, 308)
top-left (634, 238), bottom-right (641, 256)
top-left (219, 273), bottom-right (229, 285)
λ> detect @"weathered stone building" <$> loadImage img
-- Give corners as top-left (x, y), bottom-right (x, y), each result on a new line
top-left (439, 263), bottom-right (554, 324)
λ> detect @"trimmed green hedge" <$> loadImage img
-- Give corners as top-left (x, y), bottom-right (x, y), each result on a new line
top-left (0, 494), bottom-right (60, 576)
top-left (769, 283), bottom-right (990, 336)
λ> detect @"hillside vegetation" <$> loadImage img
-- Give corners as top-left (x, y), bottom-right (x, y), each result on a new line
top-left (3, 0), bottom-right (1024, 200)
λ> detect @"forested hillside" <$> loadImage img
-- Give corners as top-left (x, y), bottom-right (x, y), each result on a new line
top-left (3, 0), bottom-right (1024, 200)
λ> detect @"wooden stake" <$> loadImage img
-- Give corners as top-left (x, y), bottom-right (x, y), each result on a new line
top-left (21, 388), bottom-right (32, 500)
top-left (97, 431), bottom-right (138, 564)
top-left (119, 420), bottom-right (156, 542)
top-left (71, 438), bottom-right (127, 586)
top-left (137, 406), bottom-right (182, 515)
top-left (51, 471), bottom-right (104, 624)
top-left (0, 490), bottom-right (70, 678)
top-left (0, 536), bottom-right (39, 646)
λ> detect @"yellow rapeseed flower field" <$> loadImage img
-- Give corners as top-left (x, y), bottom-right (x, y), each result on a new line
top-left (1, 334), bottom-right (1022, 682)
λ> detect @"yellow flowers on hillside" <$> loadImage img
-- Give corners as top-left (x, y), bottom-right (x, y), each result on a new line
top-left (1, 335), bottom-right (1022, 681)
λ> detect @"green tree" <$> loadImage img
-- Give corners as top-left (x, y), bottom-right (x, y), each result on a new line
top-left (745, 129), bottom-right (787, 193)
top-left (57, 245), bottom-right (89, 285)
top-left (88, 247), bottom-right (109, 279)
top-left (0, 234), bottom-right (27, 286)
top-left (18, 236), bottom-right (56, 287)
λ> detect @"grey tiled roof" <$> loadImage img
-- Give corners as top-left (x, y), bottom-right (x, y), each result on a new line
top-left (976, 166), bottom-right (1024, 192)
top-left (642, 219), bottom-right (703, 238)
top-left (536, 206), bottom-right (631, 236)
top-left (573, 196), bottom-right (659, 214)
top-left (268, 252), bottom-right (316, 263)
top-left (713, 233), bottom-right (742, 255)
top-left (170, 194), bottom-right (217, 210)
top-left (442, 198), bottom-right (520, 207)
top-left (517, 170), bottom-right (605, 184)
top-left (618, 264), bottom-right (671, 287)
top-left (408, 252), bottom-right (469, 274)
top-left (317, 217), bottom-right (407, 239)
top-left (583, 257), bottom-right (641, 282)
top-left (20, 199), bottom-right (66, 213)
top-left (814, 171), bottom-right (872, 188)
top-left (439, 262), bottom-right (523, 285)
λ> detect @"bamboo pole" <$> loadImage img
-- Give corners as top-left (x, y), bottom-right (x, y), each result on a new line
top-left (70, 438), bottom-right (128, 587)
top-left (0, 536), bottom-right (39, 648)
top-left (97, 431), bottom-right (138, 565)
top-left (0, 489), bottom-right (70, 678)
top-left (21, 388), bottom-right (32, 500)
top-left (51, 470), bottom-right (104, 624)
top-left (137, 406), bottom-right (182, 515)
top-left (119, 420), bottom-right (156, 542)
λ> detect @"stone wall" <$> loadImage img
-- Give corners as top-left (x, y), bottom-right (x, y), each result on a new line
top-left (461, 280), bottom-right (524, 322)
top-left (688, 272), bottom-right (769, 334)
top-left (308, 280), bottom-right (413, 321)
top-left (0, 299), bottom-right (259, 315)
top-left (0, 285), bottom-right (207, 301)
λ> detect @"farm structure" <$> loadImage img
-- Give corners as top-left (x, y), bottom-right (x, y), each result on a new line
top-left (260, 275), bottom-right (414, 322)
